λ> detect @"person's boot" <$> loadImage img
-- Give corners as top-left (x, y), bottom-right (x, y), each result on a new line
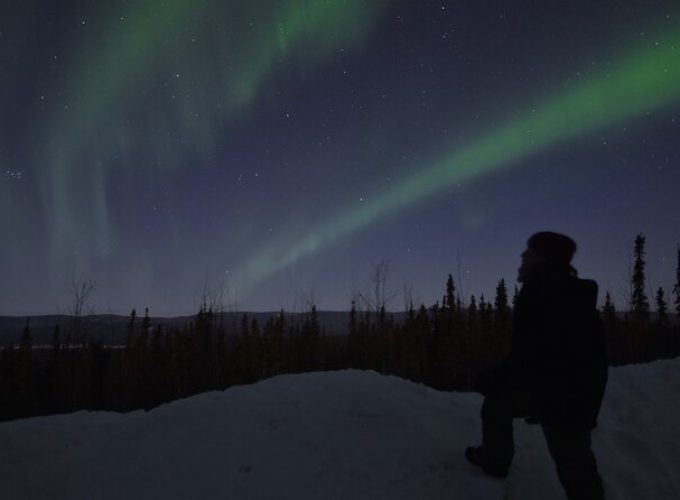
top-left (465, 446), bottom-right (509, 478)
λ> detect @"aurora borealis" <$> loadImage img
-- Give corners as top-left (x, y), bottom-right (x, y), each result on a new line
top-left (239, 24), bottom-right (680, 291)
top-left (1, 0), bottom-right (679, 314)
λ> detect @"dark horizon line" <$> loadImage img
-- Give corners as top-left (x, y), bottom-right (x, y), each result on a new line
top-left (0, 309), bottom-right (672, 321)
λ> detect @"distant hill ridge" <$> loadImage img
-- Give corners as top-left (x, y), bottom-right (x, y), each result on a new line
top-left (0, 311), bottom-right (394, 346)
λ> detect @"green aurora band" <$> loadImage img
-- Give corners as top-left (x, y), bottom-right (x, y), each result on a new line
top-left (33, 0), bottom-right (383, 266)
top-left (236, 28), bottom-right (680, 292)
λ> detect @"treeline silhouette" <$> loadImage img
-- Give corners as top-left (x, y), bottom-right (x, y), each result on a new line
top-left (2, 234), bottom-right (679, 421)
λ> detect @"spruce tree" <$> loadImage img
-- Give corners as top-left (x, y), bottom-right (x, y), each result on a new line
top-left (137, 307), bottom-right (151, 356)
top-left (600, 291), bottom-right (617, 360)
top-left (446, 274), bottom-right (456, 310)
top-left (630, 234), bottom-right (650, 319)
top-left (479, 294), bottom-right (492, 331)
top-left (656, 287), bottom-right (668, 324)
top-left (125, 308), bottom-right (136, 348)
top-left (476, 294), bottom-right (494, 366)
top-left (141, 308), bottom-right (151, 337)
top-left (673, 245), bottom-right (680, 318)
top-left (310, 304), bottom-right (320, 337)
top-left (468, 295), bottom-right (478, 324)
top-left (494, 279), bottom-right (509, 323)
top-left (602, 291), bottom-right (617, 325)
top-left (467, 295), bottom-right (478, 372)
top-left (493, 279), bottom-right (511, 356)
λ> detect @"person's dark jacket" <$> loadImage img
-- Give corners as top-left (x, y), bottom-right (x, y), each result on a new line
top-left (509, 275), bottom-right (608, 429)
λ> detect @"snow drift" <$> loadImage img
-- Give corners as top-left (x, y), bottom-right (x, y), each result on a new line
top-left (1, 359), bottom-right (679, 499)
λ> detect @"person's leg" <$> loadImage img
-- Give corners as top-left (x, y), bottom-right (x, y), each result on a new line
top-left (476, 392), bottom-right (517, 476)
top-left (542, 425), bottom-right (605, 500)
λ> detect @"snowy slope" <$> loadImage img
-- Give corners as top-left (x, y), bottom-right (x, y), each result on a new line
top-left (1, 359), bottom-right (679, 500)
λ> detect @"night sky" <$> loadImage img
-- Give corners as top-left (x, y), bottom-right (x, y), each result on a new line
top-left (1, 0), bottom-right (679, 316)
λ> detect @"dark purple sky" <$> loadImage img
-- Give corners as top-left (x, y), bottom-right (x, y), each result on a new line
top-left (1, 0), bottom-right (678, 315)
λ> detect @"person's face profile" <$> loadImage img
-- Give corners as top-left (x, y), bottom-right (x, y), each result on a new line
top-left (518, 248), bottom-right (541, 283)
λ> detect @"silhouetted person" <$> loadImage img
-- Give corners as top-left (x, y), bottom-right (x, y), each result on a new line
top-left (466, 231), bottom-right (608, 499)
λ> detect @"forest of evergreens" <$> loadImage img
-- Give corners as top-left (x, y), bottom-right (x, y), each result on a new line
top-left (1, 234), bottom-right (679, 422)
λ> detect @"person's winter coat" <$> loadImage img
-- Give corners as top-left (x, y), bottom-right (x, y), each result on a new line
top-left (509, 275), bottom-right (608, 429)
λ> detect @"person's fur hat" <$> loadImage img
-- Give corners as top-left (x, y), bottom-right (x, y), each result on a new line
top-left (527, 231), bottom-right (576, 265)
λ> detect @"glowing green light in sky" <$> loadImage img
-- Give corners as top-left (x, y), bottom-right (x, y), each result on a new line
top-left (236, 29), bottom-right (680, 291)
top-left (37, 0), bottom-right (382, 266)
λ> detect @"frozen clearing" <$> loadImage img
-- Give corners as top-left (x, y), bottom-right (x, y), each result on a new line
top-left (1, 359), bottom-right (679, 499)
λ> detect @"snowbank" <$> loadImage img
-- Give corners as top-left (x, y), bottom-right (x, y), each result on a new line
top-left (1, 359), bottom-right (679, 499)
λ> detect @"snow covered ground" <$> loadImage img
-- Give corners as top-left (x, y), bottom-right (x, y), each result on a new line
top-left (1, 359), bottom-right (679, 500)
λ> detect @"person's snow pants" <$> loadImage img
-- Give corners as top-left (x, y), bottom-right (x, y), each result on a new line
top-left (481, 390), bottom-right (605, 500)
